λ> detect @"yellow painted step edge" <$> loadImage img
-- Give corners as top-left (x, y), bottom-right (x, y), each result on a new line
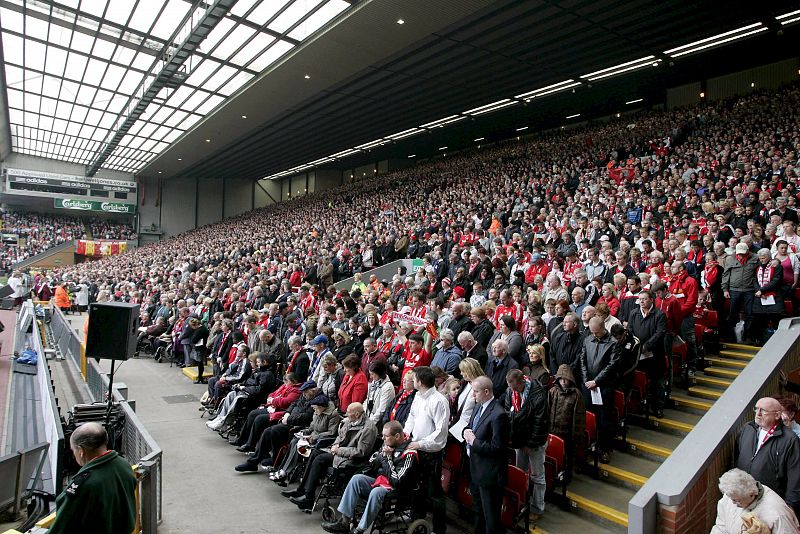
top-left (694, 375), bottom-right (733, 388)
top-left (671, 395), bottom-right (713, 411)
top-left (650, 417), bottom-right (694, 433)
top-left (688, 386), bottom-right (723, 400)
top-left (599, 464), bottom-right (648, 487)
top-left (704, 367), bottom-right (740, 378)
top-left (181, 367), bottom-right (214, 380)
top-left (566, 491), bottom-right (629, 527)
top-left (719, 350), bottom-right (754, 360)
top-left (626, 438), bottom-right (672, 459)
top-left (722, 342), bottom-right (760, 352)
top-left (705, 357), bottom-right (747, 369)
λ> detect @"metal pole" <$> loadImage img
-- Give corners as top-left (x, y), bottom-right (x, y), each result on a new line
top-left (137, 460), bottom-right (157, 533)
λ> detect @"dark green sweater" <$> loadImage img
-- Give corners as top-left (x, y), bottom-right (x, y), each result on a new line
top-left (49, 450), bottom-right (137, 534)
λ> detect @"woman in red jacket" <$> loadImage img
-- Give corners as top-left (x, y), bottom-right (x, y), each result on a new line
top-left (265, 375), bottom-right (303, 422)
top-left (337, 354), bottom-right (368, 413)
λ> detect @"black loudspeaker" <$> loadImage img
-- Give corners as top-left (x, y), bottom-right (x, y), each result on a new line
top-left (0, 284), bottom-right (13, 298)
top-left (86, 302), bottom-right (140, 361)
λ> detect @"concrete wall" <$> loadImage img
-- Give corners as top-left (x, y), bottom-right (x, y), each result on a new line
top-left (197, 177), bottom-right (223, 227)
top-left (315, 170), bottom-right (342, 192)
top-left (161, 177), bottom-right (197, 236)
top-left (666, 82), bottom-right (702, 110)
top-left (223, 177), bottom-right (252, 219)
top-left (707, 58), bottom-right (799, 100)
top-left (254, 178), bottom-right (280, 209)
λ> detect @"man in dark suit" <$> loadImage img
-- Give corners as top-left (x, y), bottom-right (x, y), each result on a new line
top-left (484, 339), bottom-right (519, 399)
top-left (458, 331), bottom-right (487, 368)
top-left (463, 376), bottom-right (510, 534)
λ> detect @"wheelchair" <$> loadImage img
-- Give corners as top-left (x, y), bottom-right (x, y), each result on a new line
top-left (330, 479), bottom-right (432, 534)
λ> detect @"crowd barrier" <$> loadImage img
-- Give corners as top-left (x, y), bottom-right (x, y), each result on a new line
top-left (333, 259), bottom-right (417, 290)
top-left (48, 305), bottom-right (162, 532)
top-left (628, 317), bottom-right (800, 533)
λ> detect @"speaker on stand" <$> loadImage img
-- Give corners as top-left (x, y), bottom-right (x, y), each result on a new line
top-left (85, 302), bottom-right (140, 426)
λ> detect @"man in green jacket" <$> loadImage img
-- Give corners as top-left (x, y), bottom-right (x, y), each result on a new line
top-left (49, 422), bottom-right (137, 534)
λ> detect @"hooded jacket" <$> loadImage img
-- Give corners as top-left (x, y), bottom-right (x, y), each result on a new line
top-left (548, 364), bottom-right (586, 443)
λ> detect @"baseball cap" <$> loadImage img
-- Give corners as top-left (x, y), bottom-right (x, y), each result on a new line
top-left (299, 380), bottom-right (318, 392)
top-left (310, 394), bottom-right (329, 407)
top-left (735, 243), bottom-right (749, 254)
top-left (312, 334), bottom-right (328, 345)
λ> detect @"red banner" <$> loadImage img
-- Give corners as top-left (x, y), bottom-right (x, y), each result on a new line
top-left (76, 240), bottom-right (128, 257)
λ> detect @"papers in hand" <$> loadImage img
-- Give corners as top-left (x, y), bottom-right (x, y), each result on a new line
top-left (449, 419), bottom-right (468, 443)
top-left (761, 295), bottom-right (776, 306)
top-left (590, 388), bottom-right (603, 405)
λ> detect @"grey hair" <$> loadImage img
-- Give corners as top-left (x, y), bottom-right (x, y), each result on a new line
top-left (287, 335), bottom-right (303, 347)
top-left (70, 421), bottom-right (108, 453)
top-left (718, 468), bottom-right (758, 501)
top-left (757, 248), bottom-right (772, 259)
top-left (457, 331), bottom-right (475, 344)
top-left (439, 328), bottom-right (455, 342)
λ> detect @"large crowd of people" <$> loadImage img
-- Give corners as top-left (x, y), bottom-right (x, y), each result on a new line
top-left (0, 210), bottom-right (136, 272)
top-left (20, 80), bottom-right (800, 533)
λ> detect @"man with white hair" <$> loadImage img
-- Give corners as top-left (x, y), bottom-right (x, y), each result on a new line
top-left (430, 328), bottom-right (462, 376)
top-left (712, 468), bottom-right (799, 533)
top-left (736, 397), bottom-right (800, 515)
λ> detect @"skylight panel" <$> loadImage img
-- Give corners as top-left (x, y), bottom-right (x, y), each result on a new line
top-left (54, 101), bottom-right (72, 120)
top-left (288, 0), bottom-right (348, 40)
top-left (162, 129), bottom-right (182, 143)
top-left (137, 122), bottom-right (157, 138)
top-left (49, 25), bottom-right (73, 48)
top-left (163, 110), bottom-right (187, 128)
top-left (4, 65), bottom-right (24, 88)
top-left (195, 94), bottom-right (224, 115)
top-left (201, 64), bottom-right (238, 92)
top-left (45, 46), bottom-right (68, 74)
top-left (180, 91), bottom-right (209, 113)
top-left (179, 114), bottom-right (200, 131)
top-left (184, 57), bottom-right (219, 87)
top-left (80, 0), bottom-right (109, 19)
top-left (24, 40), bottom-right (44, 72)
top-left (270, 0), bottom-right (324, 34)
top-left (165, 85), bottom-right (194, 108)
top-left (64, 53), bottom-right (88, 82)
top-left (6, 89), bottom-right (23, 109)
top-left (231, 0), bottom-right (261, 18)
top-left (23, 92), bottom-right (40, 112)
top-left (247, 0), bottom-right (292, 25)
top-left (24, 14), bottom-right (49, 41)
top-left (71, 105), bottom-right (89, 123)
top-left (127, 1), bottom-right (160, 33)
top-left (201, 17), bottom-right (235, 54)
top-left (84, 58), bottom-right (108, 86)
top-left (212, 25), bottom-right (256, 61)
top-left (106, 0), bottom-right (136, 26)
top-left (118, 71), bottom-right (143, 95)
top-left (2, 33), bottom-right (23, 65)
top-left (0, 7), bottom-right (23, 31)
top-left (218, 71), bottom-right (253, 96)
top-left (150, 0), bottom-right (190, 40)
top-left (131, 51), bottom-right (155, 71)
top-left (101, 63), bottom-right (127, 91)
top-left (40, 97), bottom-right (57, 116)
top-left (231, 34), bottom-right (274, 67)
top-left (249, 40), bottom-right (293, 71)
top-left (70, 31), bottom-right (95, 55)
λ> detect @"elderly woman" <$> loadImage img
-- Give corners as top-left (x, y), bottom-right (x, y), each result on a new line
top-left (489, 315), bottom-right (525, 365)
top-left (382, 370), bottom-right (416, 427)
top-left (317, 354), bottom-right (344, 408)
top-left (711, 468), bottom-right (799, 533)
top-left (364, 360), bottom-right (394, 430)
top-left (752, 248), bottom-right (786, 344)
top-left (337, 354), bottom-right (368, 413)
top-left (332, 328), bottom-right (355, 362)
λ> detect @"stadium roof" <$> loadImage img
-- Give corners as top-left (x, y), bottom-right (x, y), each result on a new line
top-left (1, 0), bottom-right (799, 181)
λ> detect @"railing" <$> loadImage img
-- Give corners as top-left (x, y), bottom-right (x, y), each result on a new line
top-left (628, 317), bottom-right (800, 533)
top-left (48, 305), bottom-right (162, 532)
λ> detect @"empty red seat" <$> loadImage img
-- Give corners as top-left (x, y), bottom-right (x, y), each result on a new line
top-left (786, 300), bottom-right (794, 317)
top-left (706, 310), bottom-right (719, 329)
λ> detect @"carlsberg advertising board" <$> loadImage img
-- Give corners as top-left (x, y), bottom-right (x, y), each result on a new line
top-left (54, 199), bottom-right (135, 213)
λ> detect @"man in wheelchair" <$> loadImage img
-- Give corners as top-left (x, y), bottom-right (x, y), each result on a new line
top-left (321, 420), bottom-right (420, 534)
top-left (282, 401), bottom-right (377, 511)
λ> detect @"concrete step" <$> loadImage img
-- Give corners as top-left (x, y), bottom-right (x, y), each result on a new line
top-left (533, 504), bottom-right (620, 534)
top-left (598, 453), bottom-right (659, 490)
top-left (694, 375), bottom-right (733, 389)
top-left (704, 357), bottom-right (747, 370)
top-left (649, 416), bottom-right (694, 435)
top-left (718, 350), bottom-right (754, 361)
top-left (566, 473), bottom-right (633, 530)
top-left (625, 427), bottom-right (680, 460)
top-left (721, 342), bottom-right (760, 353)
top-left (688, 386), bottom-right (723, 401)
top-left (704, 366), bottom-right (740, 379)
top-left (670, 393), bottom-right (713, 413)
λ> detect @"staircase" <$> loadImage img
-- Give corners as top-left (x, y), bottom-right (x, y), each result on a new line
top-left (533, 342), bottom-right (759, 533)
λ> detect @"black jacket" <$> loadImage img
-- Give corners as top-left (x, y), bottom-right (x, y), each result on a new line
top-left (579, 332), bottom-right (621, 388)
top-left (364, 440), bottom-right (421, 494)
top-left (468, 398), bottom-right (510, 487)
top-left (550, 329), bottom-right (583, 383)
top-left (241, 367), bottom-right (277, 400)
top-left (736, 421), bottom-right (800, 512)
top-left (485, 356), bottom-right (519, 399)
top-left (626, 307), bottom-right (666, 356)
top-left (463, 344), bottom-right (488, 369)
top-left (284, 395), bottom-right (314, 429)
top-left (503, 379), bottom-right (549, 448)
top-left (383, 390), bottom-right (416, 427)
top-left (471, 319), bottom-right (495, 349)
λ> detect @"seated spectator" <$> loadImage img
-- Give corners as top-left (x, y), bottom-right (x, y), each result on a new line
top-left (281, 402), bottom-right (378, 511)
top-left (318, 354), bottom-right (344, 409)
top-left (382, 370), bottom-right (416, 428)
top-left (232, 374), bottom-right (305, 452)
top-left (204, 344), bottom-right (252, 405)
top-left (338, 354), bottom-right (368, 412)
top-left (321, 421), bottom-right (420, 534)
top-left (206, 354), bottom-right (276, 430)
top-left (712, 468), bottom-right (799, 534)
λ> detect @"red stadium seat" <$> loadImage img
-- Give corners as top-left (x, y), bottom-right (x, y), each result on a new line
top-left (441, 440), bottom-right (463, 494)
top-left (706, 310), bottom-right (719, 329)
top-left (502, 464), bottom-right (530, 532)
top-left (455, 476), bottom-right (473, 509)
top-left (786, 300), bottom-right (794, 317)
top-left (545, 433), bottom-right (568, 499)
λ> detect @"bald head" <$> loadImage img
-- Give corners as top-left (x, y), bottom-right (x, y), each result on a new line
top-left (754, 397), bottom-right (783, 431)
top-left (70, 422), bottom-right (109, 466)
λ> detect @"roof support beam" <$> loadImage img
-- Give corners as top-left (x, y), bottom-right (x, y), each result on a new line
top-left (85, 0), bottom-right (238, 177)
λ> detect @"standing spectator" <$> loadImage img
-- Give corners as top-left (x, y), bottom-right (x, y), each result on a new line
top-left (579, 317), bottom-right (621, 463)
top-left (735, 397), bottom-right (800, 515)
top-left (627, 290), bottom-right (667, 417)
top-left (484, 339), bottom-right (519, 399)
top-left (505, 369), bottom-right (549, 522)
top-left (668, 261), bottom-right (699, 376)
top-left (549, 364), bottom-right (585, 481)
top-left (752, 249), bottom-right (786, 345)
top-left (463, 375), bottom-right (510, 534)
top-left (402, 366), bottom-right (450, 534)
top-left (722, 243), bottom-right (759, 343)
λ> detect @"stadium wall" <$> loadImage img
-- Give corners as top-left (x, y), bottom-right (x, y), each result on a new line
top-left (1, 153), bottom-right (133, 183)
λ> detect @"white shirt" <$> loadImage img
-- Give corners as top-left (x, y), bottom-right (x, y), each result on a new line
top-left (403, 387), bottom-right (449, 453)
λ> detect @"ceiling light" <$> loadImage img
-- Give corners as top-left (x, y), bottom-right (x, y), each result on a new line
top-left (329, 148), bottom-right (361, 159)
top-left (304, 74), bottom-right (311, 79)
top-left (616, 113), bottom-right (621, 118)
top-left (751, 82), bottom-right (755, 88)
top-left (241, 115), bottom-right (247, 119)
top-left (566, 113), bottom-right (580, 119)
top-left (157, 171), bottom-right (162, 174)
top-left (663, 23), bottom-right (766, 57)
top-left (625, 98), bottom-right (643, 105)
top-left (355, 139), bottom-right (389, 150)
top-left (439, 146), bottom-right (448, 151)
top-left (699, 92), bottom-right (705, 98)
top-left (474, 137), bottom-right (484, 142)
top-left (464, 99), bottom-right (519, 116)
top-left (396, 18), bottom-right (405, 24)
top-left (408, 154), bottom-right (416, 158)
top-left (386, 128), bottom-right (425, 140)
top-left (420, 115), bottom-right (466, 129)
top-left (581, 56), bottom-right (660, 81)
top-left (205, 139), bottom-right (211, 142)
top-left (516, 126), bottom-right (528, 131)
top-left (178, 158), bottom-right (182, 161)
top-left (516, 80), bottom-right (581, 101)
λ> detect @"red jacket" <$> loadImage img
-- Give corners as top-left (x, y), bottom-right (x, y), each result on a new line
top-left (655, 294), bottom-right (682, 335)
top-left (266, 382), bottom-right (302, 421)
top-left (668, 271), bottom-right (699, 317)
top-left (338, 371), bottom-right (368, 411)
